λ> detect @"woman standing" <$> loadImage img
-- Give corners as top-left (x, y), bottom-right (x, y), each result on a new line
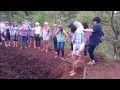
top-left (34, 22), bottom-right (42, 49)
top-left (3, 21), bottom-right (11, 47)
top-left (41, 22), bottom-right (51, 52)
top-left (52, 24), bottom-right (58, 54)
top-left (19, 22), bottom-right (29, 49)
top-left (28, 23), bottom-right (35, 48)
top-left (55, 25), bottom-right (68, 60)
top-left (11, 22), bottom-right (19, 47)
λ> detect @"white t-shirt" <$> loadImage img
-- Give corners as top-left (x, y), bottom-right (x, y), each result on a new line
top-left (34, 26), bottom-right (42, 35)
top-left (0, 23), bottom-right (5, 32)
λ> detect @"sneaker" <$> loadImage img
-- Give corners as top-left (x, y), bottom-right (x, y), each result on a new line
top-left (87, 61), bottom-right (92, 65)
top-left (55, 52), bottom-right (57, 54)
top-left (87, 60), bottom-right (95, 65)
top-left (34, 46), bottom-right (36, 48)
top-left (38, 47), bottom-right (40, 49)
top-left (8, 44), bottom-right (10, 47)
top-left (25, 46), bottom-right (27, 49)
top-left (5, 45), bottom-right (8, 47)
top-left (61, 57), bottom-right (65, 61)
top-left (68, 53), bottom-right (72, 56)
top-left (91, 60), bottom-right (95, 65)
top-left (20, 47), bottom-right (23, 49)
top-left (28, 45), bottom-right (31, 47)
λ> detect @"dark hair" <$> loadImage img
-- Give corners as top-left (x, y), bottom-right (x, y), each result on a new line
top-left (31, 23), bottom-right (35, 27)
top-left (93, 17), bottom-right (101, 23)
top-left (58, 25), bottom-right (63, 34)
top-left (82, 22), bottom-right (89, 29)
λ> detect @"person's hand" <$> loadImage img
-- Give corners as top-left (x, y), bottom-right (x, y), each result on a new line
top-left (63, 39), bottom-right (67, 42)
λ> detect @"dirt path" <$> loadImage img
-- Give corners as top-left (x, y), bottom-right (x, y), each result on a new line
top-left (0, 40), bottom-right (120, 79)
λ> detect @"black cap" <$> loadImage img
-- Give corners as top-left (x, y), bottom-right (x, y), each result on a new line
top-left (93, 17), bottom-right (101, 23)
top-left (68, 19), bottom-right (75, 28)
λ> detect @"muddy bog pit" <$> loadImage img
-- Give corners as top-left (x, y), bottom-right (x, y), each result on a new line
top-left (0, 40), bottom-right (120, 79)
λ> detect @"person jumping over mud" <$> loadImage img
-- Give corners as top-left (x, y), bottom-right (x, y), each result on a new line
top-left (83, 17), bottom-right (104, 65)
top-left (68, 19), bottom-right (85, 76)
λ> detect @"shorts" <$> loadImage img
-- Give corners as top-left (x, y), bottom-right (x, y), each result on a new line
top-left (57, 42), bottom-right (65, 49)
top-left (30, 36), bottom-right (34, 38)
top-left (13, 35), bottom-right (18, 41)
top-left (5, 34), bottom-right (10, 41)
top-left (43, 34), bottom-right (49, 41)
top-left (72, 43), bottom-right (85, 56)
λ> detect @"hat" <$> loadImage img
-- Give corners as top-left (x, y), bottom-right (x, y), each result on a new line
top-left (35, 22), bottom-right (40, 25)
top-left (5, 21), bottom-right (9, 24)
top-left (44, 22), bottom-right (48, 25)
top-left (14, 22), bottom-right (17, 24)
top-left (68, 19), bottom-right (75, 28)
top-left (53, 24), bottom-right (57, 27)
top-left (58, 24), bottom-right (63, 28)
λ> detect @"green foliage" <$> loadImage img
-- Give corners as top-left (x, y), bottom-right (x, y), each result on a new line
top-left (12, 11), bottom-right (27, 24)
top-left (0, 11), bottom-right (119, 60)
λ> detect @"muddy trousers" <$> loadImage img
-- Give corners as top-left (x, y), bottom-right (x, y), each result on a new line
top-left (57, 42), bottom-right (65, 57)
top-left (35, 34), bottom-right (41, 47)
top-left (53, 38), bottom-right (57, 52)
top-left (88, 45), bottom-right (96, 60)
top-left (84, 44), bottom-right (89, 56)
top-left (0, 33), bottom-right (2, 43)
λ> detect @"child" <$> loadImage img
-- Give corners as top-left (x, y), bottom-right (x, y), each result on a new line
top-left (34, 22), bottom-right (42, 49)
top-left (41, 22), bottom-right (51, 52)
top-left (28, 23), bottom-right (35, 48)
top-left (68, 20), bottom-right (85, 76)
top-left (19, 22), bottom-right (29, 49)
top-left (11, 22), bottom-right (19, 47)
top-left (55, 25), bottom-right (68, 60)
top-left (3, 21), bottom-right (11, 47)
top-left (82, 22), bottom-right (91, 56)
top-left (52, 24), bottom-right (58, 54)
top-left (68, 31), bottom-right (74, 56)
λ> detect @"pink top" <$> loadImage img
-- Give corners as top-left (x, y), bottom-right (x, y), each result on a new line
top-left (84, 32), bottom-right (92, 44)
top-left (20, 25), bottom-right (28, 36)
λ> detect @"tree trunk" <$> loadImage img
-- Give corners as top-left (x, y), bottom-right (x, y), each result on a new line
top-left (8, 11), bottom-right (12, 26)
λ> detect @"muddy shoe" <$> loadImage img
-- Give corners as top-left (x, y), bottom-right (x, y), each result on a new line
top-left (61, 57), bottom-right (65, 61)
top-left (87, 60), bottom-right (95, 65)
top-left (68, 53), bottom-right (72, 56)
top-left (41, 49), bottom-right (44, 52)
top-left (70, 71), bottom-right (76, 76)
top-left (20, 47), bottom-right (23, 49)
top-left (55, 55), bottom-right (58, 58)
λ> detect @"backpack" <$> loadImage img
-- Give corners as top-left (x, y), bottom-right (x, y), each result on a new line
top-left (100, 31), bottom-right (104, 43)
